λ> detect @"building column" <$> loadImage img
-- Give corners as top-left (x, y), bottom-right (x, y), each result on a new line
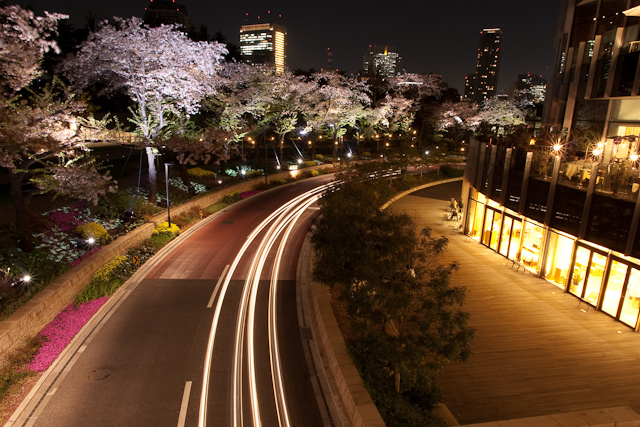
top-left (544, 155), bottom-right (561, 226)
top-left (519, 151), bottom-right (533, 216)
top-left (579, 162), bottom-right (600, 239)
top-left (486, 145), bottom-right (497, 198)
top-left (474, 143), bottom-right (487, 190)
top-left (500, 148), bottom-right (512, 206)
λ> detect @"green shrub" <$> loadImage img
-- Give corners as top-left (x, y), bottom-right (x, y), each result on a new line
top-left (270, 179), bottom-right (287, 185)
top-left (439, 164), bottom-right (462, 178)
top-left (222, 191), bottom-right (242, 204)
top-left (314, 154), bottom-right (324, 161)
top-left (303, 160), bottom-right (317, 168)
top-left (76, 222), bottom-right (110, 244)
top-left (310, 170), bottom-right (319, 177)
top-left (206, 202), bottom-right (228, 214)
top-left (247, 170), bottom-right (263, 178)
top-left (188, 167), bottom-right (216, 179)
top-left (361, 151), bottom-right (372, 159)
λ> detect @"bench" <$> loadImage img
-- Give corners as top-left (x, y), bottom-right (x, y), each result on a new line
top-left (507, 259), bottom-right (527, 274)
top-left (578, 291), bottom-right (598, 311)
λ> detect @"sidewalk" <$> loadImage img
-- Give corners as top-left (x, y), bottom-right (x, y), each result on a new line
top-left (389, 181), bottom-right (640, 425)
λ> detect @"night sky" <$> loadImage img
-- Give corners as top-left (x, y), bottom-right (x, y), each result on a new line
top-left (12, 0), bottom-right (562, 93)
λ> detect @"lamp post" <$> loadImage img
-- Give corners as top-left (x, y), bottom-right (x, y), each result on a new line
top-left (164, 162), bottom-right (174, 226)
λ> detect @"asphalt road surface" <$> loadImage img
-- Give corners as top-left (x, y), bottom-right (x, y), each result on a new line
top-left (28, 175), bottom-right (335, 427)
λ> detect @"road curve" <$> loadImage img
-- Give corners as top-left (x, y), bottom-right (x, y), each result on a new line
top-left (27, 175), bottom-right (334, 427)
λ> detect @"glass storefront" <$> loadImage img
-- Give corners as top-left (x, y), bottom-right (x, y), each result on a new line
top-left (467, 200), bottom-right (483, 241)
top-left (600, 257), bottom-right (640, 328)
top-left (621, 268), bottom-right (640, 328)
top-left (520, 221), bottom-right (544, 273)
top-left (498, 215), bottom-right (522, 260)
top-left (483, 208), bottom-right (502, 251)
top-left (466, 178), bottom-right (640, 330)
top-left (569, 245), bottom-right (607, 307)
top-left (544, 231), bottom-right (575, 289)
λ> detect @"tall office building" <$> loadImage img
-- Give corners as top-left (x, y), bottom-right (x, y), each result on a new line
top-left (544, 0), bottom-right (640, 143)
top-left (362, 45), bottom-right (401, 79)
top-left (143, 0), bottom-right (193, 33)
top-left (513, 73), bottom-right (547, 103)
top-left (463, 73), bottom-right (477, 102)
top-left (240, 23), bottom-right (287, 74)
top-left (468, 28), bottom-right (502, 103)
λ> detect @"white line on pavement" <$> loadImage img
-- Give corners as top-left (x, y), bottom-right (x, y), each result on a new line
top-left (207, 265), bottom-right (230, 309)
top-left (178, 381), bottom-right (192, 427)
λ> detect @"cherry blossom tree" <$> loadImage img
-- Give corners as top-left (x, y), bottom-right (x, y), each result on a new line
top-left (62, 17), bottom-right (227, 202)
top-left (252, 67), bottom-right (316, 162)
top-left (155, 117), bottom-right (233, 194)
top-left (306, 71), bottom-right (371, 157)
top-left (0, 6), bottom-right (115, 251)
top-left (478, 96), bottom-right (525, 137)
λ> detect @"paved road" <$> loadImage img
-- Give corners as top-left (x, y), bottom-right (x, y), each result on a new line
top-left (26, 176), bottom-right (334, 427)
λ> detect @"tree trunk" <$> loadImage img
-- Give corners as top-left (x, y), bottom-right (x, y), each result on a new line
top-left (9, 170), bottom-right (34, 252)
top-left (145, 146), bottom-right (157, 203)
top-left (279, 135), bottom-right (284, 163)
top-left (395, 368), bottom-right (401, 394)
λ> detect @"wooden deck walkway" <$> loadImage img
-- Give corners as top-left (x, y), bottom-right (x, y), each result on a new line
top-left (389, 181), bottom-right (640, 425)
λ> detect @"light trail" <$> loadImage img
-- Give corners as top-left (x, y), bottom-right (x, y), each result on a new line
top-left (198, 184), bottom-right (328, 427)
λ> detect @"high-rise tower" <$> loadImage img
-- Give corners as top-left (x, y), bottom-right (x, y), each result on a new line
top-left (471, 28), bottom-right (502, 103)
top-left (362, 45), bottom-right (401, 79)
top-left (239, 23), bottom-right (286, 74)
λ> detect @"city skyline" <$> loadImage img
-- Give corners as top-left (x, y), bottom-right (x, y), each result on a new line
top-left (11, 0), bottom-right (561, 93)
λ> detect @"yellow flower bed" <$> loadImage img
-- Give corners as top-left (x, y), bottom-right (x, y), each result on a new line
top-left (92, 255), bottom-right (127, 285)
top-left (153, 222), bottom-right (180, 237)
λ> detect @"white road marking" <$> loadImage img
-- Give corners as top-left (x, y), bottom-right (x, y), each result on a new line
top-left (178, 381), bottom-right (192, 427)
top-left (207, 265), bottom-right (230, 309)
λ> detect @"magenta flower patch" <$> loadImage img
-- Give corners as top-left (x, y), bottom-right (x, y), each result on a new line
top-left (27, 297), bottom-right (108, 372)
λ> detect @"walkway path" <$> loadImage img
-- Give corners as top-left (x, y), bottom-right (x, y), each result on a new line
top-left (389, 181), bottom-right (640, 425)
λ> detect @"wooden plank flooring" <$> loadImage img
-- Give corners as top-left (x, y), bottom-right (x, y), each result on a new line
top-left (389, 181), bottom-right (640, 425)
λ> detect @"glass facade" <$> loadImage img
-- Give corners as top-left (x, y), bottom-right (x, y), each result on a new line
top-left (544, 231), bottom-right (574, 289)
top-left (465, 139), bottom-right (640, 330)
top-left (464, 188), bottom-right (640, 329)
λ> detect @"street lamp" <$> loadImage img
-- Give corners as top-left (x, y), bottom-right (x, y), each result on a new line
top-left (164, 162), bottom-right (174, 226)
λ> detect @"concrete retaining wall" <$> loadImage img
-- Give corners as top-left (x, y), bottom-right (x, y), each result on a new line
top-left (0, 165), bottom-right (335, 367)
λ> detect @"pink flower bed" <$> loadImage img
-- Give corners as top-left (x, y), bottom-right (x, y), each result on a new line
top-left (241, 190), bottom-right (263, 199)
top-left (27, 297), bottom-right (108, 372)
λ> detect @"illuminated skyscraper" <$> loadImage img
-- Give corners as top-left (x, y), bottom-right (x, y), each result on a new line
top-left (240, 23), bottom-right (286, 73)
top-left (362, 45), bottom-right (401, 79)
top-left (471, 28), bottom-right (502, 103)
